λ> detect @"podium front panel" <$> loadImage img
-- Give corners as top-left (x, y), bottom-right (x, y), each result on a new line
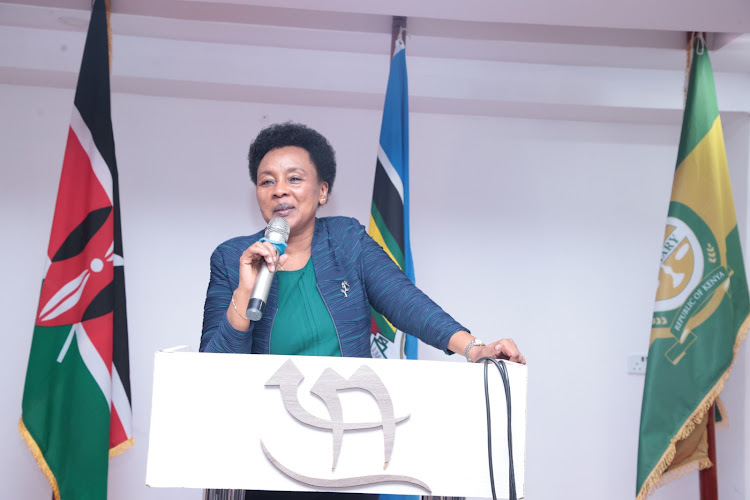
top-left (146, 351), bottom-right (526, 498)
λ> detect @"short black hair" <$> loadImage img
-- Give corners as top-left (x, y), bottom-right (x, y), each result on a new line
top-left (248, 122), bottom-right (336, 192)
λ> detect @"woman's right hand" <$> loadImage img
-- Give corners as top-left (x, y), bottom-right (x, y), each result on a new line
top-left (227, 241), bottom-right (289, 329)
top-left (237, 240), bottom-right (289, 293)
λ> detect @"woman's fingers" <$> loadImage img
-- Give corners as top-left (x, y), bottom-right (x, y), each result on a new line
top-left (277, 253), bottom-right (289, 270)
top-left (238, 241), bottom-right (282, 291)
top-left (250, 241), bottom-right (272, 259)
top-left (243, 241), bottom-right (279, 267)
top-left (488, 338), bottom-right (526, 365)
top-left (259, 241), bottom-right (278, 266)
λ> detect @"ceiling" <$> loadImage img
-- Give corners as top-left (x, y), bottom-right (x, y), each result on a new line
top-left (1, 0), bottom-right (749, 123)
top-left (4, 0), bottom-right (750, 35)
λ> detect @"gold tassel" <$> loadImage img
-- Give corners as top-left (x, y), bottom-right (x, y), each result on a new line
top-left (18, 418), bottom-right (61, 500)
top-left (110, 436), bottom-right (135, 458)
top-left (655, 456), bottom-right (713, 490)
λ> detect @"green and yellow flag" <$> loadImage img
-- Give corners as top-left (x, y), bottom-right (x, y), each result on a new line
top-left (636, 35), bottom-right (750, 499)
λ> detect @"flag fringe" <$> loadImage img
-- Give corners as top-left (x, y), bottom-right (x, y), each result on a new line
top-left (656, 456), bottom-right (713, 490)
top-left (714, 396), bottom-right (729, 431)
top-left (19, 418), bottom-right (133, 496)
top-left (110, 436), bottom-right (134, 458)
top-left (636, 311), bottom-right (750, 500)
top-left (18, 418), bottom-right (61, 500)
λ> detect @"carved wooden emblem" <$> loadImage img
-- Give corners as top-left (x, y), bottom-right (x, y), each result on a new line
top-left (262, 359), bottom-right (430, 492)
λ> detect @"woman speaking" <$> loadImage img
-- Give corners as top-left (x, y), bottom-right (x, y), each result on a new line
top-left (200, 122), bottom-right (524, 499)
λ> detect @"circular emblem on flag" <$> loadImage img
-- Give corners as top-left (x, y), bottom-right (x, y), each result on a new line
top-left (654, 216), bottom-right (704, 313)
top-left (652, 203), bottom-right (728, 352)
top-left (653, 202), bottom-right (729, 334)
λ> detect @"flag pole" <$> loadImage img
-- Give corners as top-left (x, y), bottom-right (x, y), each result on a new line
top-left (698, 403), bottom-right (718, 500)
top-left (391, 16), bottom-right (406, 57)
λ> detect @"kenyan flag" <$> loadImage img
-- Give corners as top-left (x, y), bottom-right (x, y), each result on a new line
top-left (19, 1), bottom-right (133, 499)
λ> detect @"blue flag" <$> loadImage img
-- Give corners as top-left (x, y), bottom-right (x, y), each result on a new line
top-left (368, 33), bottom-right (418, 362)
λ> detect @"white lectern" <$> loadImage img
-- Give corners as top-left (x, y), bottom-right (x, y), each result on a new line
top-left (146, 351), bottom-right (526, 498)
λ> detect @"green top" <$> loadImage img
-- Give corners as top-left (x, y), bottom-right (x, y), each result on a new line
top-left (270, 258), bottom-right (342, 356)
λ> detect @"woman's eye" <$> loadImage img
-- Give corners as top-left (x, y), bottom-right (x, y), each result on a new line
top-left (260, 179), bottom-right (273, 186)
top-left (289, 176), bottom-right (302, 182)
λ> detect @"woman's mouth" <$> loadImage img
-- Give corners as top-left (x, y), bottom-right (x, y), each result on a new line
top-left (273, 203), bottom-right (294, 216)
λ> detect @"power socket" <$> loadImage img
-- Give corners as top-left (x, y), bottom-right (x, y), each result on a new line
top-left (628, 355), bottom-right (648, 375)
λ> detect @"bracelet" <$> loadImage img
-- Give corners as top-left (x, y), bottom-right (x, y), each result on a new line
top-left (464, 338), bottom-right (485, 362)
top-left (231, 293), bottom-right (250, 321)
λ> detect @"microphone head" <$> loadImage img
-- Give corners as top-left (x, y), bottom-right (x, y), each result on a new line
top-left (264, 217), bottom-right (291, 243)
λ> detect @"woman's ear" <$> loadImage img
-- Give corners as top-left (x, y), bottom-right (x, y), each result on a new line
top-left (319, 182), bottom-right (329, 205)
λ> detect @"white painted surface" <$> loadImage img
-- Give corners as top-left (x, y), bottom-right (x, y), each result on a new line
top-left (146, 352), bottom-right (527, 498)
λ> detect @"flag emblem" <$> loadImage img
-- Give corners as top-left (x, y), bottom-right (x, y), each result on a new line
top-left (657, 218), bottom-right (701, 308)
top-left (653, 206), bottom-right (729, 365)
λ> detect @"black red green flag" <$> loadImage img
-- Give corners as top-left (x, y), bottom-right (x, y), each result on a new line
top-left (19, 1), bottom-right (133, 498)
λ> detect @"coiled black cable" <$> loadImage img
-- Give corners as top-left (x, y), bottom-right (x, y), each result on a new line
top-left (478, 357), bottom-right (516, 500)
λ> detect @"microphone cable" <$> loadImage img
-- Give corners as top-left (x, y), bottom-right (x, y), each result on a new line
top-left (478, 357), bottom-right (517, 500)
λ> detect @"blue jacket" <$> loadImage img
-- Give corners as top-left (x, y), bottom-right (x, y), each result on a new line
top-left (200, 216), bottom-right (465, 357)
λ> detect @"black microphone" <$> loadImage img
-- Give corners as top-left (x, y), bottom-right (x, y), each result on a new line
top-left (246, 217), bottom-right (290, 321)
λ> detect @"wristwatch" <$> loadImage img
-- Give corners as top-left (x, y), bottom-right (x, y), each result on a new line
top-left (464, 338), bottom-right (485, 362)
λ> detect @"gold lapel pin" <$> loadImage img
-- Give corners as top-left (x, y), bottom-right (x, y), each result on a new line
top-left (340, 281), bottom-right (350, 297)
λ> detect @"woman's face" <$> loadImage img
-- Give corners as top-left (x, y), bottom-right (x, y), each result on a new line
top-left (255, 146), bottom-right (328, 238)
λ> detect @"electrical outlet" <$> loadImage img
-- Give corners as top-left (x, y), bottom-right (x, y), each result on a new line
top-left (628, 355), bottom-right (648, 375)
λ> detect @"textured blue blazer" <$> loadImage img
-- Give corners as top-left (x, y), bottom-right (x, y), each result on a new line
top-left (200, 216), bottom-right (466, 357)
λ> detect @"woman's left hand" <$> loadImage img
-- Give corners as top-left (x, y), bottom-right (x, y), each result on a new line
top-left (470, 338), bottom-right (525, 364)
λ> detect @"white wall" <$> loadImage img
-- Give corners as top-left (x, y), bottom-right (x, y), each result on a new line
top-left (1, 83), bottom-right (748, 500)
top-left (712, 114), bottom-right (750, 500)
